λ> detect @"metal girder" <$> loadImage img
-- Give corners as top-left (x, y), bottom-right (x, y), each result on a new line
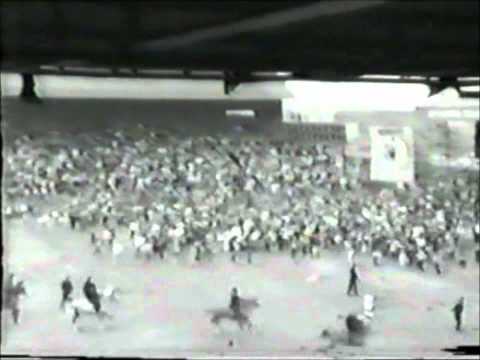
top-left (136, 1), bottom-right (386, 53)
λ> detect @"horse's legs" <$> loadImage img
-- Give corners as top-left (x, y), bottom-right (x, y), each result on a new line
top-left (72, 308), bottom-right (80, 324)
top-left (97, 311), bottom-right (105, 321)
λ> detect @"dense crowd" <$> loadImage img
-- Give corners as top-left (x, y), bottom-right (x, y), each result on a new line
top-left (3, 128), bottom-right (479, 271)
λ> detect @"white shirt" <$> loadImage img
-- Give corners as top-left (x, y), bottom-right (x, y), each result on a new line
top-left (244, 217), bottom-right (255, 229)
top-left (129, 222), bottom-right (140, 232)
top-left (334, 234), bottom-right (343, 244)
top-left (417, 250), bottom-right (427, 261)
top-left (231, 226), bottom-right (243, 239)
top-left (399, 251), bottom-right (408, 263)
top-left (150, 223), bottom-right (161, 234)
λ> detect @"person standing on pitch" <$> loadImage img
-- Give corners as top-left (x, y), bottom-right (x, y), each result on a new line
top-left (347, 263), bottom-right (360, 296)
top-left (229, 287), bottom-right (241, 317)
top-left (68, 214), bottom-right (77, 230)
top-left (452, 297), bottom-right (465, 332)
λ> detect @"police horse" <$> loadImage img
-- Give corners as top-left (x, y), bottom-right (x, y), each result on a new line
top-left (64, 297), bottom-right (114, 327)
top-left (345, 294), bottom-right (376, 345)
top-left (206, 297), bottom-right (260, 331)
top-left (3, 281), bottom-right (28, 324)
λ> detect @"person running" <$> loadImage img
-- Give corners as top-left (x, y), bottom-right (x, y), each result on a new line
top-left (290, 237), bottom-right (299, 260)
top-left (416, 248), bottom-right (427, 272)
top-left (68, 214), bottom-right (77, 230)
top-left (244, 236), bottom-right (253, 264)
top-left (347, 263), bottom-right (360, 296)
top-left (452, 297), bottom-right (465, 332)
top-left (432, 252), bottom-right (443, 275)
top-left (372, 249), bottom-right (383, 266)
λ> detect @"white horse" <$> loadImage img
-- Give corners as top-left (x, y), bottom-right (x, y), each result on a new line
top-left (64, 298), bottom-right (113, 325)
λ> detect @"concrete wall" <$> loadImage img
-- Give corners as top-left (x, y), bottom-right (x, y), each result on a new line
top-left (1, 98), bottom-right (283, 143)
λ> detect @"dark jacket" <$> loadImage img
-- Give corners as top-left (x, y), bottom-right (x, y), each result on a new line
top-left (83, 280), bottom-right (98, 301)
top-left (230, 294), bottom-right (240, 313)
top-left (62, 279), bottom-right (73, 295)
top-left (350, 266), bottom-right (358, 281)
top-left (452, 302), bottom-right (464, 317)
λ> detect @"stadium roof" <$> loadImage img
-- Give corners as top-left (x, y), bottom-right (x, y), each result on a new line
top-left (1, 1), bottom-right (478, 84)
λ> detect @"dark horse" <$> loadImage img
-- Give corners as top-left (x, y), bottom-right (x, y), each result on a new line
top-left (206, 297), bottom-right (260, 331)
top-left (345, 294), bottom-right (376, 345)
top-left (3, 281), bottom-right (27, 324)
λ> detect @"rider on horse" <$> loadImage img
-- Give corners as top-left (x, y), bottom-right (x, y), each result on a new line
top-left (6, 273), bottom-right (16, 291)
top-left (83, 276), bottom-right (101, 313)
top-left (60, 275), bottom-right (74, 309)
top-left (3, 274), bottom-right (26, 324)
top-left (3, 273), bottom-right (16, 307)
top-left (229, 287), bottom-right (241, 317)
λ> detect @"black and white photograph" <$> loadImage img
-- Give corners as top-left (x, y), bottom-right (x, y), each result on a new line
top-left (1, 1), bottom-right (479, 358)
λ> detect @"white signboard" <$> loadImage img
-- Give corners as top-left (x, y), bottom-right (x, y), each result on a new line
top-left (226, 109), bottom-right (256, 118)
top-left (369, 126), bottom-right (415, 183)
top-left (345, 123), bottom-right (360, 142)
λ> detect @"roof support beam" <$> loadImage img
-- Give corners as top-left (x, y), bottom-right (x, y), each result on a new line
top-left (136, 1), bottom-right (386, 52)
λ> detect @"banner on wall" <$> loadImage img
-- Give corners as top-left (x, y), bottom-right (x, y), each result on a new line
top-left (369, 126), bottom-right (415, 183)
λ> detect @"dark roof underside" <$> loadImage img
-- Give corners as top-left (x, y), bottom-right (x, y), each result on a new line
top-left (1, 1), bottom-right (479, 77)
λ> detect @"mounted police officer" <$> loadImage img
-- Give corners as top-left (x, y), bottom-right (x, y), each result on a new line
top-left (6, 273), bottom-right (16, 292)
top-left (229, 287), bottom-right (241, 317)
top-left (83, 276), bottom-right (101, 313)
top-left (60, 275), bottom-right (74, 309)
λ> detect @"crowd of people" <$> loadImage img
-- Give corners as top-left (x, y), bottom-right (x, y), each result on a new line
top-left (3, 128), bottom-right (479, 273)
